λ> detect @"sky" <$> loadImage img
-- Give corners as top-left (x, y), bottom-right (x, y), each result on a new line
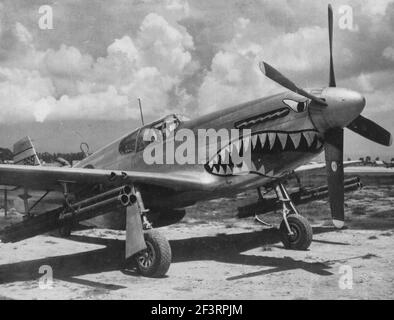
top-left (0, 0), bottom-right (393, 159)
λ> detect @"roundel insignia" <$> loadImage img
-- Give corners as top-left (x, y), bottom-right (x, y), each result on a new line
top-left (331, 161), bottom-right (338, 172)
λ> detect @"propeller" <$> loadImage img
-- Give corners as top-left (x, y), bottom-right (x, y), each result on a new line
top-left (258, 62), bottom-right (327, 106)
top-left (347, 115), bottom-right (392, 146)
top-left (328, 4), bottom-right (336, 88)
top-left (324, 4), bottom-right (345, 228)
top-left (258, 4), bottom-right (392, 229)
top-left (324, 128), bottom-right (344, 228)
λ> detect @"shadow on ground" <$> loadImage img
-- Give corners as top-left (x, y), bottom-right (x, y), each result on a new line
top-left (0, 226), bottom-right (344, 288)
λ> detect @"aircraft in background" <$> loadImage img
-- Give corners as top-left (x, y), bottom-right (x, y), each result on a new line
top-left (0, 5), bottom-right (391, 277)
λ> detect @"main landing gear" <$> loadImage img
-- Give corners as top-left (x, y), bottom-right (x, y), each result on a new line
top-left (135, 229), bottom-right (172, 277)
top-left (256, 183), bottom-right (313, 250)
top-left (275, 183), bottom-right (313, 250)
top-left (129, 190), bottom-right (172, 277)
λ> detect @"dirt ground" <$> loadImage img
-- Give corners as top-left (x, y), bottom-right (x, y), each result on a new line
top-left (0, 182), bottom-right (393, 300)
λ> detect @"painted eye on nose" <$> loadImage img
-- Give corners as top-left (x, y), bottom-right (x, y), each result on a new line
top-left (283, 99), bottom-right (309, 113)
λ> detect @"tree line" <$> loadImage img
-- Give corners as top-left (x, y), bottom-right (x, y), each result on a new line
top-left (0, 148), bottom-right (84, 163)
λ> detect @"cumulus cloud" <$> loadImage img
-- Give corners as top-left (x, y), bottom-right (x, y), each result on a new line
top-left (0, 12), bottom-right (196, 122)
top-left (165, 0), bottom-right (190, 17)
top-left (197, 17), bottom-right (332, 113)
top-left (42, 45), bottom-right (94, 77)
top-left (356, 73), bottom-right (375, 93)
top-left (1, 0), bottom-right (394, 127)
top-left (197, 18), bottom-right (271, 113)
top-left (197, 0), bottom-right (394, 116)
top-left (0, 68), bottom-right (55, 122)
top-left (383, 47), bottom-right (394, 61)
top-left (360, 0), bottom-right (394, 16)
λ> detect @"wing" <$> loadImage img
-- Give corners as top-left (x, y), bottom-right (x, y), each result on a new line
top-left (295, 160), bottom-right (361, 175)
top-left (344, 166), bottom-right (394, 176)
top-left (0, 164), bottom-right (214, 193)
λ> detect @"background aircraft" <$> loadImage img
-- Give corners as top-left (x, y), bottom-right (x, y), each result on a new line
top-left (0, 5), bottom-right (391, 277)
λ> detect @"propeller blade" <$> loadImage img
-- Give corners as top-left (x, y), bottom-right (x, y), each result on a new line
top-left (328, 4), bottom-right (336, 87)
top-left (324, 128), bottom-right (345, 229)
top-left (258, 61), bottom-right (327, 106)
top-left (347, 115), bottom-right (393, 146)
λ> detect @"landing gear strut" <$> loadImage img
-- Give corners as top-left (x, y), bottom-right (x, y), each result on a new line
top-left (275, 183), bottom-right (313, 250)
top-left (254, 187), bottom-right (273, 227)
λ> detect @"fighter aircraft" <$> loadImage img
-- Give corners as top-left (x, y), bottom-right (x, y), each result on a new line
top-left (0, 5), bottom-right (391, 277)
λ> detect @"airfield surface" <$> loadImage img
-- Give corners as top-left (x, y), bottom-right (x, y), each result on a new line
top-left (0, 183), bottom-right (394, 300)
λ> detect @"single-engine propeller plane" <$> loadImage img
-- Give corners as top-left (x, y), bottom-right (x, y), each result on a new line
top-left (0, 5), bottom-right (391, 277)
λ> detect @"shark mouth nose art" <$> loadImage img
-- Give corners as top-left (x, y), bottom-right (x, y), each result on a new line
top-left (204, 130), bottom-right (323, 176)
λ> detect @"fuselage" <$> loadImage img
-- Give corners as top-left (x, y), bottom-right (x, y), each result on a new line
top-left (75, 89), bottom-right (326, 209)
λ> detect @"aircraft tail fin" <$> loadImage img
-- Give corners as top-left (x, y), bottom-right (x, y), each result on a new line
top-left (13, 136), bottom-right (41, 166)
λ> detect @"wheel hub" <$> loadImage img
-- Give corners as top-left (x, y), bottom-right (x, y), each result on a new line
top-left (137, 241), bottom-right (155, 269)
top-left (288, 224), bottom-right (300, 242)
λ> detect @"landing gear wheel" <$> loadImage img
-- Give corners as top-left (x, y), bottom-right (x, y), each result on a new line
top-left (279, 215), bottom-right (312, 250)
top-left (135, 230), bottom-right (171, 277)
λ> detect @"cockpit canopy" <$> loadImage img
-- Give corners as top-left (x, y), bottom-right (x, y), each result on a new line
top-left (119, 114), bottom-right (189, 154)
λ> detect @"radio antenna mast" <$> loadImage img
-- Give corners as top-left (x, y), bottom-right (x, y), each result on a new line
top-left (138, 98), bottom-right (145, 126)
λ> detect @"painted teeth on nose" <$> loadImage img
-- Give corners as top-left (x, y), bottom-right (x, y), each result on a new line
top-left (277, 133), bottom-right (288, 150)
top-left (266, 169), bottom-right (274, 176)
top-left (302, 131), bottom-right (314, 147)
top-left (250, 161), bottom-right (257, 172)
top-left (231, 141), bottom-right (240, 159)
top-left (241, 161), bottom-right (250, 172)
top-left (234, 140), bottom-right (241, 154)
top-left (242, 136), bottom-right (251, 152)
top-left (208, 130), bottom-right (323, 175)
top-left (290, 133), bottom-right (301, 149)
top-left (252, 135), bottom-right (259, 148)
top-left (259, 133), bottom-right (267, 148)
top-left (268, 132), bottom-right (276, 150)
top-left (219, 146), bottom-right (230, 164)
top-left (233, 161), bottom-right (250, 175)
top-left (211, 154), bottom-right (219, 164)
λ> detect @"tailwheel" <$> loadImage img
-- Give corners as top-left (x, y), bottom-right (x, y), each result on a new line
top-left (279, 214), bottom-right (312, 250)
top-left (134, 229), bottom-right (172, 277)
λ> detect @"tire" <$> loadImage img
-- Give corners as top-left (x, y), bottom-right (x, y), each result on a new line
top-left (134, 230), bottom-right (171, 277)
top-left (279, 215), bottom-right (313, 250)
